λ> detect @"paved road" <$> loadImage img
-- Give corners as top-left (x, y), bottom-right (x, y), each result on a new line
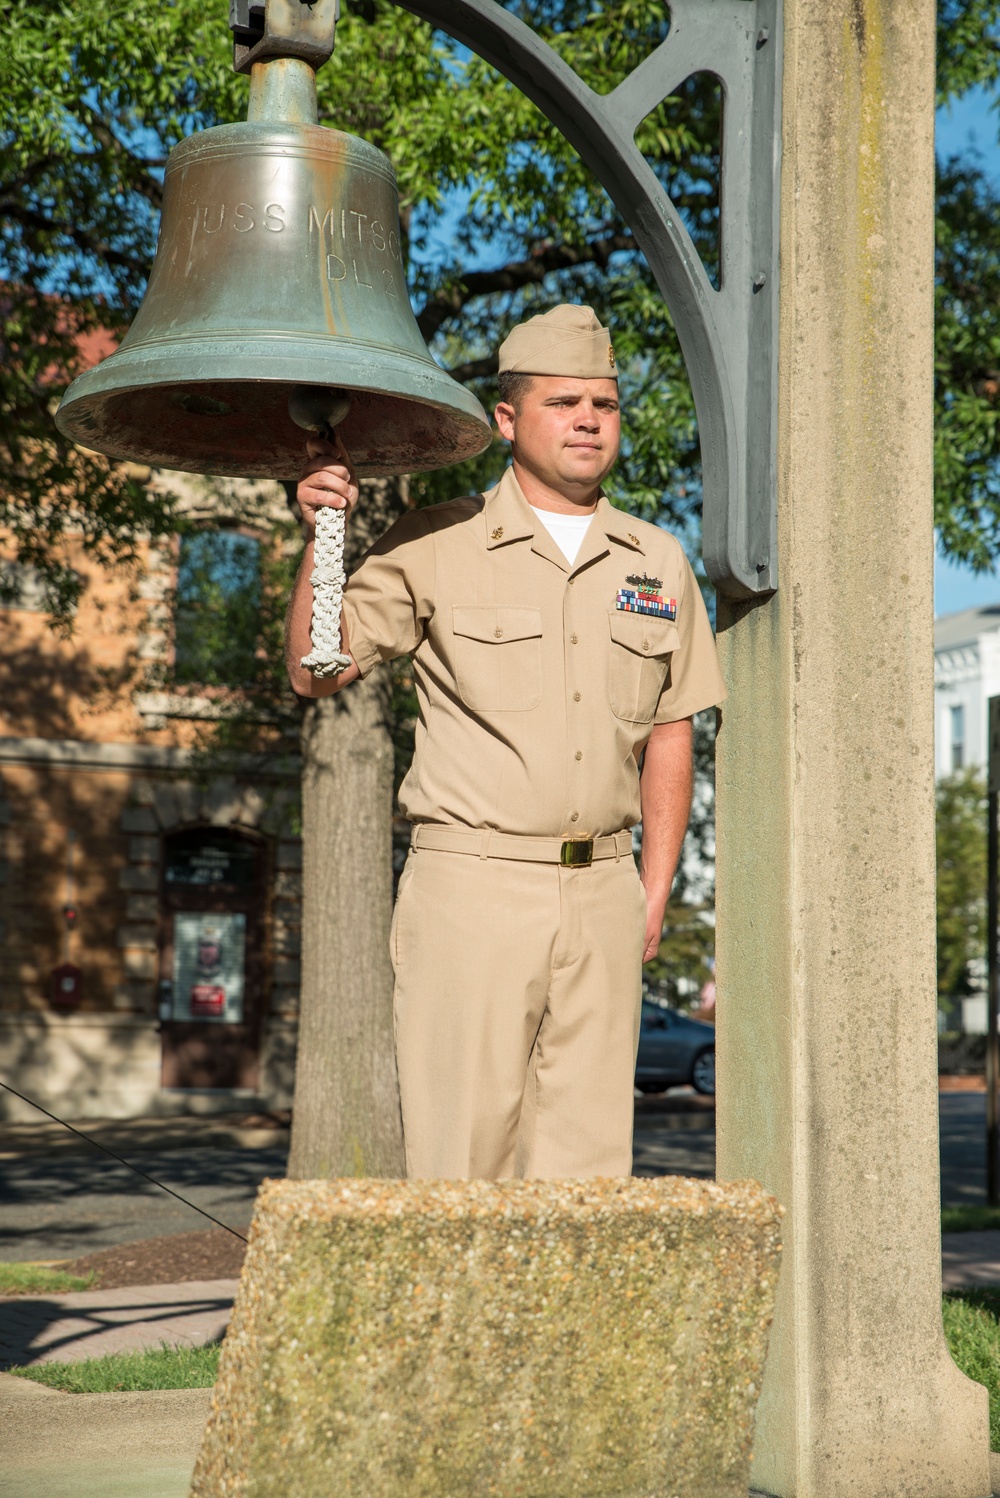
top-left (0, 1147), bottom-right (287, 1262)
top-left (939, 1091), bottom-right (989, 1207)
top-left (0, 1094), bottom-right (987, 1261)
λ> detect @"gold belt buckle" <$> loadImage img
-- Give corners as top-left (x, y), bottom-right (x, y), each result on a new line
top-left (560, 838), bottom-right (594, 867)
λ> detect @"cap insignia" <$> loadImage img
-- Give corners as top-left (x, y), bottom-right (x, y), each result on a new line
top-left (608, 345), bottom-right (617, 368)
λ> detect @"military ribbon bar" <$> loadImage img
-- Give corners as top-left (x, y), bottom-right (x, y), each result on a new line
top-left (615, 588), bottom-right (677, 620)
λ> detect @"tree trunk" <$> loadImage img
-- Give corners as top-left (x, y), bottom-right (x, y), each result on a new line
top-left (288, 480), bottom-right (406, 1179)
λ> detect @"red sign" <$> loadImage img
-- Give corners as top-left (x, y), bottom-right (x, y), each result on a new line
top-left (190, 984), bottom-right (225, 1017)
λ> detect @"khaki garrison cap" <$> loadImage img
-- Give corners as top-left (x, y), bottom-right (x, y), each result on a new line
top-left (498, 303), bottom-right (618, 379)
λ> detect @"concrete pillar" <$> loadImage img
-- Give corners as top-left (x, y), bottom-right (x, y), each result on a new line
top-left (714, 4), bottom-right (992, 1497)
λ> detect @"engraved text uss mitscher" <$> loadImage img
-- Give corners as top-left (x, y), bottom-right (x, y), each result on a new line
top-left (193, 199), bottom-right (404, 294)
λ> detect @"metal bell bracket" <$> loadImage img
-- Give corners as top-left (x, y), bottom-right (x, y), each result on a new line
top-left (230, 0), bottom-right (340, 75)
top-left (391, 0), bottom-right (783, 600)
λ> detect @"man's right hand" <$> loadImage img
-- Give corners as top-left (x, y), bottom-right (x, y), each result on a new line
top-left (297, 433), bottom-right (359, 534)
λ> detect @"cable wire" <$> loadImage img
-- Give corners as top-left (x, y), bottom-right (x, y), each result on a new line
top-left (0, 1079), bottom-right (249, 1244)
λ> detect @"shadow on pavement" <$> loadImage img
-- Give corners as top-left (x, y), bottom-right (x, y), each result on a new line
top-left (0, 1146), bottom-right (287, 1261)
top-left (0, 1283), bottom-right (236, 1369)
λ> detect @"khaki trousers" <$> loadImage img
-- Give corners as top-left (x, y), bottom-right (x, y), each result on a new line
top-left (390, 843), bottom-right (646, 1179)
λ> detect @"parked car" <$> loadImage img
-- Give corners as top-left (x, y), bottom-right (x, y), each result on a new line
top-left (635, 1000), bottom-right (716, 1096)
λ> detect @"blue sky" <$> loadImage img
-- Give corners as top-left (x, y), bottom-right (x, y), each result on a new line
top-left (934, 86), bottom-right (999, 618)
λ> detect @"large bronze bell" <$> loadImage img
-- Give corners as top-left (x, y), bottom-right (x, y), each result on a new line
top-left (55, 22), bottom-right (491, 479)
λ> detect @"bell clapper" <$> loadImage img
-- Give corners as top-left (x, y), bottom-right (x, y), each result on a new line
top-left (291, 386), bottom-right (354, 680)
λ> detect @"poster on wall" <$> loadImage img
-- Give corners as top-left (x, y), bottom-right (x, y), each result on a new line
top-left (171, 912), bottom-right (246, 1024)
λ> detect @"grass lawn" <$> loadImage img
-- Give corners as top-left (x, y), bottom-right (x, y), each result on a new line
top-left (943, 1288), bottom-right (1000, 1448)
top-left (941, 1206), bottom-right (1000, 1234)
top-left (0, 1262), bottom-right (93, 1295)
top-left (8, 1340), bottom-right (221, 1393)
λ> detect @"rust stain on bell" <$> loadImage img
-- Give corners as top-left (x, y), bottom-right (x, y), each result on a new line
top-left (55, 50), bottom-right (491, 480)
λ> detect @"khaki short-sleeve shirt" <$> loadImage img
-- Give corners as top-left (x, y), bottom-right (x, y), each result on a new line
top-left (341, 466), bottom-right (726, 838)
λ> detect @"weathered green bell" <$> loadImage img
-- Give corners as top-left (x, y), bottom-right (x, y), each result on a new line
top-left (55, 48), bottom-right (491, 478)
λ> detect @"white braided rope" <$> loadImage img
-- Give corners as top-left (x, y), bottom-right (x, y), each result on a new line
top-left (300, 502), bottom-right (352, 679)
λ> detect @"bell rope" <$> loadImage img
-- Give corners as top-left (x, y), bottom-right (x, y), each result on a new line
top-left (300, 502), bottom-right (352, 679)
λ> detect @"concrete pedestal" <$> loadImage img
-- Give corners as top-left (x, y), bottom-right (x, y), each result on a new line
top-left (191, 1177), bottom-right (782, 1498)
top-left (715, 3), bottom-right (991, 1496)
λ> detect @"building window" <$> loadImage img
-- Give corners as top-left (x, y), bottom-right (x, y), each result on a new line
top-left (951, 704), bottom-right (965, 771)
top-left (174, 531), bottom-right (262, 687)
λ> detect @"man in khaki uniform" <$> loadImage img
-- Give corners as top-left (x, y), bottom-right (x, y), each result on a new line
top-left (286, 304), bottom-right (725, 1179)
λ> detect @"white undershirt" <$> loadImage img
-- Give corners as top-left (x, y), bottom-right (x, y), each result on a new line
top-left (528, 505), bottom-right (595, 566)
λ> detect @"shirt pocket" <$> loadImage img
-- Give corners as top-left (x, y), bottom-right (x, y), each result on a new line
top-left (607, 610), bottom-right (680, 722)
top-left (452, 606), bottom-right (543, 712)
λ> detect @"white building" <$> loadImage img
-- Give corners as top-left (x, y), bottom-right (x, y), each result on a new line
top-left (934, 604), bottom-right (1000, 1033)
top-left (934, 604), bottom-right (1000, 778)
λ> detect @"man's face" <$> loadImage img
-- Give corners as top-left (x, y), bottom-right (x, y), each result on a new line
top-left (495, 376), bottom-right (621, 497)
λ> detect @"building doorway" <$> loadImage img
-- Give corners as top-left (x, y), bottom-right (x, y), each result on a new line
top-left (159, 826), bottom-right (267, 1090)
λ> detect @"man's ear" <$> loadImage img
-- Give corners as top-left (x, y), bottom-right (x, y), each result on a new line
top-left (494, 402), bottom-right (516, 443)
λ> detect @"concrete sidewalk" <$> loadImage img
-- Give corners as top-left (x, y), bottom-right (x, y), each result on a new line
top-left (0, 1371), bottom-right (210, 1498)
top-left (0, 1278), bottom-right (238, 1368)
top-left (943, 1231), bottom-right (1000, 1290)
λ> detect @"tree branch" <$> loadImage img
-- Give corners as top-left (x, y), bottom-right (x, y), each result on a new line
top-left (77, 102), bottom-right (165, 209)
top-left (446, 355), bottom-right (497, 383)
top-left (415, 232), bottom-right (636, 342)
top-left (0, 153), bottom-right (64, 200)
top-left (0, 202), bottom-right (149, 277)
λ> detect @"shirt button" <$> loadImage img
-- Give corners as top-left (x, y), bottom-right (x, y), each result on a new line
top-left (573, 691), bottom-right (581, 702)
top-left (570, 633), bottom-right (579, 644)
top-left (575, 751), bottom-right (583, 761)
top-left (494, 627), bottom-right (503, 638)
top-left (642, 639), bottom-right (649, 651)
top-left (570, 811), bottom-right (580, 822)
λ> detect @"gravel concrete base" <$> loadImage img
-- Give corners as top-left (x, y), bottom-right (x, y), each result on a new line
top-left (0, 1373), bottom-right (210, 1498)
top-left (192, 1175), bottom-right (782, 1498)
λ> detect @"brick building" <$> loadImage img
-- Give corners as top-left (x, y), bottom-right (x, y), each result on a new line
top-left (0, 468), bottom-right (304, 1121)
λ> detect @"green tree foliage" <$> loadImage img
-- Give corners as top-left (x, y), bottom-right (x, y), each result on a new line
top-left (173, 530), bottom-right (263, 687)
top-left (936, 768), bottom-right (988, 1000)
top-left (934, 1), bottom-right (1000, 568)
